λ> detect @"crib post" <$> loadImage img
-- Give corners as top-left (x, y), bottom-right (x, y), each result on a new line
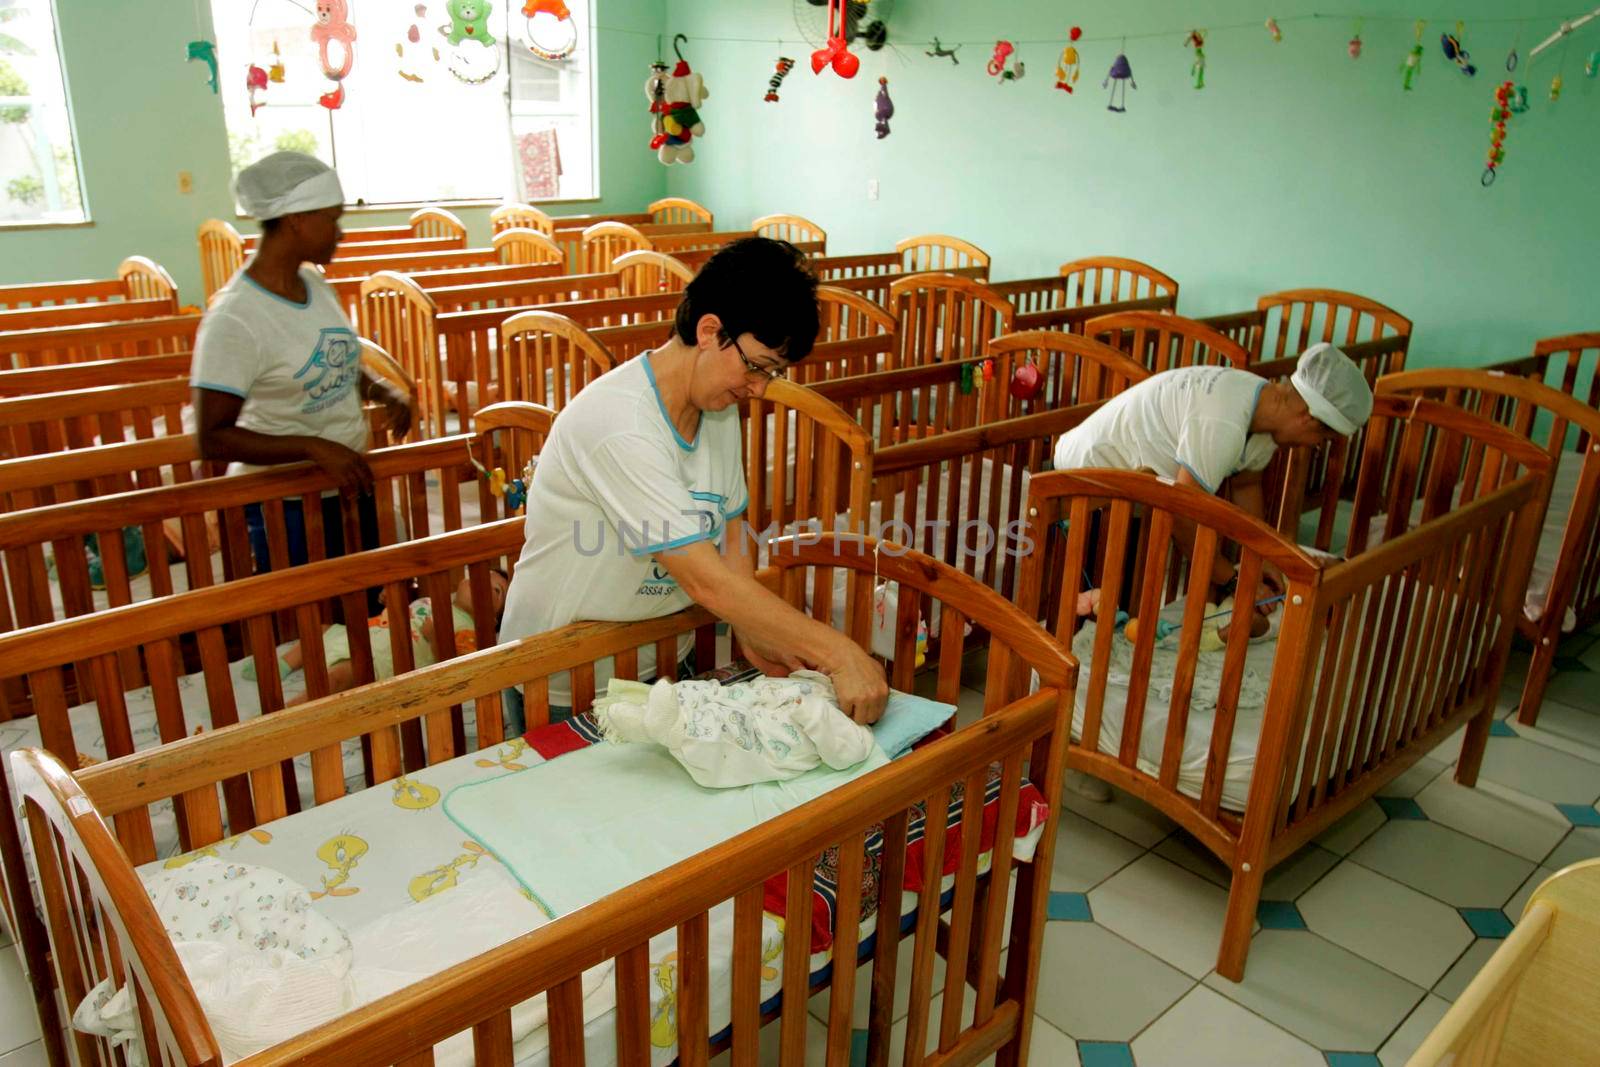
top-left (1216, 847), bottom-right (1269, 984)
top-left (1515, 632), bottom-right (1560, 728)
top-left (1455, 708), bottom-right (1493, 788)
top-left (0, 758), bottom-right (65, 1066)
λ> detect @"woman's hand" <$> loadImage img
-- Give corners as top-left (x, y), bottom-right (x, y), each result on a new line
top-left (736, 631), bottom-right (802, 678)
top-left (305, 439), bottom-right (374, 492)
top-left (371, 381), bottom-right (416, 439)
top-left (823, 637), bottom-right (889, 725)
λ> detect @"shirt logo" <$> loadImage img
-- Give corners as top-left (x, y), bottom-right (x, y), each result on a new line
top-left (295, 327), bottom-right (361, 414)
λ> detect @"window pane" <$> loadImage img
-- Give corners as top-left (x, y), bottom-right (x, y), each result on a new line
top-left (211, 0), bottom-right (595, 207)
top-left (0, 0), bottom-right (87, 224)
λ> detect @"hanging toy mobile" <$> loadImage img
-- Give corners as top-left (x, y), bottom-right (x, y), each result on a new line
top-left (925, 38), bottom-right (960, 64)
top-left (269, 42), bottom-right (286, 82)
top-left (1482, 80), bottom-right (1516, 186)
top-left (521, 0), bottom-right (577, 60)
top-left (311, 0), bottom-right (357, 109)
top-left (1186, 29), bottom-right (1206, 89)
top-left (646, 36), bottom-right (708, 165)
top-left (1104, 52), bottom-right (1136, 111)
top-left (1265, 18), bottom-right (1283, 42)
top-left (469, 454), bottom-right (532, 513)
top-left (246, 63), bottom-right (269, 115)
top-left (1401, 20), bottom-right (1425, 91)
top-left (874, 76), bottom-right (894, 138)
top-left (1055, 27), bottom-right (1083, 92)
top-left (988, 40), bottom-right (1024, 81)
top-left (812, 0), bottom-right (860, 78)
top-left (764, 56), bottom-right (795, 101)
top-left (1349, 20), bottom-right (1363, 58)
top-left (1440, 23), bottom-right (1477, 76)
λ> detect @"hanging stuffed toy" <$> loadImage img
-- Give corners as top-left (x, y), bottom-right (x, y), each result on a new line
top-left (522, 0), bottom-right (576, 60)
top-left (1587, 50), bottom-right (1599, 76)
top-left (311, 0), bottom-right (357, 80)
top-left (1104, 52), bottom-right (1135, 111)
top-left (874, 76), bottom-right (893, 138)
top-left (186, 41), bottom-right (219, 94)
top-left (1185, 29), bottom-right (1206, 89)
top-left (647, 37), bottom-right (708, 165)
top-left (764, 56), bottom-right (794, 101)
top-left (269, 42), bottom-right (286, 82)
top-left (1055, 27), bottom-right (1082, 92)
top-left (812, 0), bottom-right (860, 78)
top-left (1401, 20), bottom-right (1425, 91)
top-left (246, 63), bottom-right (269, 115)
top-left (987, 40), bottom-right (1023, 82)
top-left (1010, 359), bottom-right (1043, 402)
top-left (396, 5), bottom-right (436, 82)
top-left (1441, 23), bottom-right (1476, 76)
top-left (444, 0), bottom-right (495, 47)
top-left (1349, 20), bottom-right (1363, 59)
top-left (1265, 18), bottom-right (1283, 42)
top-left (1483, 80), bottom-right (1516, 185)
top-left (1549, 72), bottom-right (1564, 101)
top-left (925, 38), bottom-right (960, 64)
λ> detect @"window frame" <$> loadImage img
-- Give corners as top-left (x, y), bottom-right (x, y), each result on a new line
top-left (0, 0), bottom-right (91, 229)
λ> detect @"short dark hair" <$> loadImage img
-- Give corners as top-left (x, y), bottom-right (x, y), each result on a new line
top-left (672, 237), bottom-right (819, 363)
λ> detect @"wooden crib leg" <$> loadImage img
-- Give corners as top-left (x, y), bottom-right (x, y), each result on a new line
top-left (1456, 703), bottom-right (1494, 787)
top-left (1215, 860), bottom-right (1267, 983)
top-left (1515, 631), bottom-right (1560, 728)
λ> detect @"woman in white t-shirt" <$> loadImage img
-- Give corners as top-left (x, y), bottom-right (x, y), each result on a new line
top-left (191, 153), bottom-right (413, 572)
top-left (498, 238), bottom-right (889, 729)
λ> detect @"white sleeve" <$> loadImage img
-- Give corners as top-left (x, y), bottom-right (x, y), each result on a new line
top-left (190, 309), bottom-right (263, 399)
top-left (574, 435), bottom-right (723, 555)
top-left (1173, 418), bottom-right (1248, 494)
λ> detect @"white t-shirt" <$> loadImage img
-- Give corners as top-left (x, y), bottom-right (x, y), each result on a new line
top-left (191, 267), bottom-right (369, 475)
top-left (498, 356), bottom-right (749, 706)
top-left (1053, 365), bottom-right (1278, 493)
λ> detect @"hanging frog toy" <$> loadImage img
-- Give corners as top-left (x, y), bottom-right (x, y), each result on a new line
top-left (1103, 52), bottom-right (1136, 111)
top-left (1055, 27), bottom-right (1082, 92)
top-left (1185, 29), bottom-right (1206, 89)
top-left (1401, 21), bottom-right (1425, 91)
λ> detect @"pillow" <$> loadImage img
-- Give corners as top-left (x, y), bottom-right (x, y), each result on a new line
top-left (872, 690), bottom-right (956, 759)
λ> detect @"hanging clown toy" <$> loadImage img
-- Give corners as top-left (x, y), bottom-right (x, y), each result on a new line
top-left (1055, 26), bottom-right (1083, 92)
top-left (645, 36), bottom-right (708, 165)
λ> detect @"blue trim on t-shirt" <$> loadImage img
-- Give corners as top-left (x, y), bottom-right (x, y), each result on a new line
top-left (632, 528), bottom-right (716, 556)
top-left (192, 380), bottom-right (247, 399)
top-left (641, 357), bottom-right (699, 452)
top-left (239, 269), bottom-right (313, 310)
top-left (725, 499), bottom-right (749, 520)
top-left (1176, 459), bottom-right (1218, 495)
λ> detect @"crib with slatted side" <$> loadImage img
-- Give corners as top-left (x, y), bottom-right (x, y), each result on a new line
top-left (11, 534), bottom-right (1073, 1067)
top-left (1017, 395), bottom-right (1549, 979)
top-left (0, 314), bottom-right (198, 372)
top-left (0, 379), bottom-right (188, 462)
top-left (989, 273), bottom-right (1178, 333)
top-left (0, 258), bottom-right (179, 313)
top-left (813, 253), bottom-right (987, 308)
top-left (1197, 288), bottom-right (1412, 365)
top-left (1375, 367), bottom-right (1600, 730)
top-left (326, 261), bottom-right (564, 320)
top-left (202, 218), bottom-right (472, 300)
top-left (0, 353), bottom-right (192, 397)
top-left (318, 247), bottom-right (503, 282)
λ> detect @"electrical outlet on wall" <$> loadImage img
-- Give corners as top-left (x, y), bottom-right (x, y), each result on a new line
top-left (867, 179), bottom-right (879, 201)
top-left (178, 171), bottom-right (194, 194)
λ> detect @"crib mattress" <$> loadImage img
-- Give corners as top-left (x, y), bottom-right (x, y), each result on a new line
top-left (123, 720), bottom-right (1045, 1067)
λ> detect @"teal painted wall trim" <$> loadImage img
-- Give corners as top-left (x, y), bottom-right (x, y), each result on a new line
top-left (664, 1), bottom-right (1599, 367)
top-left (0, 0), bottom-right (666, 304)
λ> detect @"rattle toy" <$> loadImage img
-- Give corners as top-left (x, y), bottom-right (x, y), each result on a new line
top-left (311, 0), bottom-right (357, 80)
top-left (765, 56), bottom-right (795, 101)
top-left (522, 0), bottom-right (577, 60)
top-left (988, 40), bottom-right (1024, 81)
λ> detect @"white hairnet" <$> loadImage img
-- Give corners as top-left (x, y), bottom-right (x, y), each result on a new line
top-left (234, 151), bottom-right (344, 220)
top-left (1291, 342), bottom-right (1373, 435)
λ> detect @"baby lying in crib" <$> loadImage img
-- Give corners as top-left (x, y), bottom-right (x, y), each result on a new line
top-left (271, 571), bottom-right (510, 705)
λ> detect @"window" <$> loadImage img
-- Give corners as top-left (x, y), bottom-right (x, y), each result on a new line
top-left (0, 0), bottom-right (87, 224)
top-left (210, 0), bottom-right (596, 209)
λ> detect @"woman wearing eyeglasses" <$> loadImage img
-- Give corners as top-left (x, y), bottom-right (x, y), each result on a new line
top-left (497, 238), bottom-right (889, 730)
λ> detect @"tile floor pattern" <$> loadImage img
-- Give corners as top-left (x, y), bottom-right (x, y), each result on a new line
top-left (2, 641), bottom-right (1599, 1065)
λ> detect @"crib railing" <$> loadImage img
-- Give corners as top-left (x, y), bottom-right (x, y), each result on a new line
top-left (890, 274), bottom-right (1015, 369)
top-left (0, 352), bottom-right (193, 397)
top-left (14, 538), bottom-right (1074, 1067)
top-left (0, 313), bottom-right (199, 372)
top-left (0, 378), bottom-right (188, 461)
top-left (1197, 289), bottom-right (1411, 365)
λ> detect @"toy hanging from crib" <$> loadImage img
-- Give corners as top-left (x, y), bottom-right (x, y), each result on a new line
top-left (1104, 52), bottom-right (1135, 111)
top-left (874, 76), bottom-right (893, 138)
top-left (246, 64), bottom-right (269, 115)
top-left (311, 0), bottom-right (357, 81)
top-left (1401, 20), bottom-right (1425, 91)
top-left (812, 0), bottom-right (860, 78)
top-left (1482, 80), bottom-right (1517, 186)
top-left (469, 453), bottom-right (533, 512)
top-left (1265, 18), bottom-right (1283, 43)
top-left (987, 40), bottom-right (1024, 82)
top-left (1185, 29), bottom-right (1206, 89)
top-left (925, 37), bottom-right (960, 65)
top-left (269, 42), bottom-right (286, 82)
top-left (1009, 359), bottom-right (1043, 402)
top-left (646, 37), bottom-right (708, 165)
top-left (1055, 27), bottom-right (1082, 92)
top-left (764, 56), bottom-right (795, 101)
top-left (186, 40), bottom-right (219, 94)
top-left (522, 0), bottom-right (576, 60)
top-left (1440, 23), bottom-right (1477, 76)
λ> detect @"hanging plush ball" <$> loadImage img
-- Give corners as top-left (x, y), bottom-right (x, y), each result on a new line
top-left (1010, 361), bottom-right (1043, 401)
top-left (863, 20), bottom-right (888, 52)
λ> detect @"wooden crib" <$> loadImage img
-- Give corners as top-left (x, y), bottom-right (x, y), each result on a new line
top-left (0, 258), bottom-right (179, 313)
top-left (201, 219), bottom-right (472, 300)
top-left (896, 235), bottom-right (990, 276)
top-left (0, 353), bottom-right (192, 397)
top-left (1198, 288), bottom-right (1412, 365)
top-left (0, 296), bottom-right (178, 335)
top-left (326, 261), bottom-right (563, 320)
top-left (490, 202), bottom-right (555, 235)
top-left (1375, 367), bottom-right (1600, 728)
top-left (0, 378), bottom-right (188, 461)
top-left (0, 314), bottom-right (198, 372)
top-left (890, 274), bottom-right (1015, 369)
top-left (1405, 858), bottom-right (1600, 1067)
top-left (1089, 310), bottom-right (1251, 372)
top-left (753, 212), bottom-right (827, 248)
top-left (1016, 394), bottom-right (1551, 979)
top-left (11, 535), bottom-right (1073, 1067)
top-left (319, 246), bottom-right (502, 282)
top-left (990, 263), bottom-right (1179, 333)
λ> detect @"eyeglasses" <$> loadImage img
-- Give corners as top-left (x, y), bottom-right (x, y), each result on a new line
top-left (728, 335), bottom-right (787, 382)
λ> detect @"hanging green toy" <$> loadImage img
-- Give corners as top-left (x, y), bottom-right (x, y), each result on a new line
top-left (1185, 29), bottom-right (1206, 89)
top-left (1402, 20), bottom-right (1425, 90)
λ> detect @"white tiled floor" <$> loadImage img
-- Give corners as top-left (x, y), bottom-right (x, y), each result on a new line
top-left (6, 642), bottom-right (1600, 1066)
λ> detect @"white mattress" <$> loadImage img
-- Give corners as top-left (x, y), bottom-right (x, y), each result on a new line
top-left (107, 732), bottom-right (1043, 1066)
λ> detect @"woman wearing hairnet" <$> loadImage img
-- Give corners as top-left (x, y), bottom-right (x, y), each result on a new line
top-left (1050, 342), bottom-right (1373, 799)
top-left (191, 151), bottom-right (415, 572)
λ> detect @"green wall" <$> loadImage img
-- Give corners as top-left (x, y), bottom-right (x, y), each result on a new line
top-left (664, 0), bottom-right (1599, 367)
top-left (0, 0), bottom-right (666, 304)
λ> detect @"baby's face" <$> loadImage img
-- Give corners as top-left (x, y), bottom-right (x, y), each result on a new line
top-left (457, 572), bottom-right (510, 615)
